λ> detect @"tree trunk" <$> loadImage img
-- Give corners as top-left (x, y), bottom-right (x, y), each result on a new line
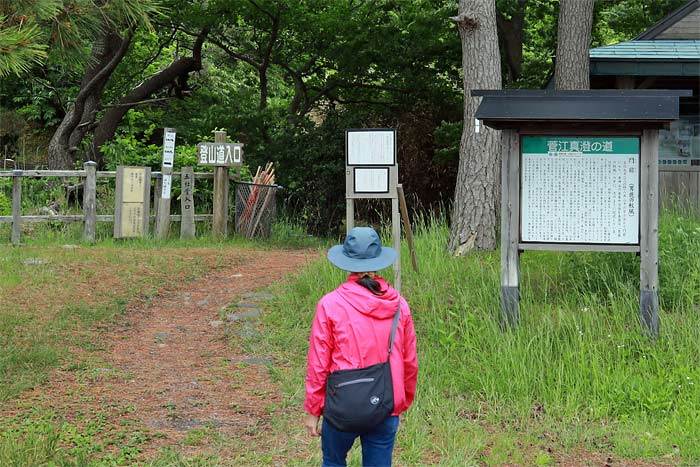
top-left (90, 30), bottom-right (208, 166)
top-left (496, 0), bottom-right (526, 83)
top-left (447, 0), bottom-right (503, 254)
top-left (554, 0), bottom-right (595, 90)
top-left (47, 31), bottom-right (132, 169)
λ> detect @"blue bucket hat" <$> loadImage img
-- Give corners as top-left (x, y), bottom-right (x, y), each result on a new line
top-left (327, 227), bottom-right (397, 272)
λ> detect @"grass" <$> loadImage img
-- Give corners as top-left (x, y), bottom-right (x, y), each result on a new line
top-left (244, 211), bottom-right (700, 467)
top-left (0, 213), bottom-right (698, 466)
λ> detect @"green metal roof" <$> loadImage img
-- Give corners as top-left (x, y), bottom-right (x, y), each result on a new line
top-left (590, 40), bottom-right (700, 60)
top-left (589, 40), bottom-right (700, 76)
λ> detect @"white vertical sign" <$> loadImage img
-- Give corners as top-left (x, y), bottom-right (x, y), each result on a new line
top-left (161, 174), bottom-right (172, 200)
top-left (162, 128), bottom-right (176, 200)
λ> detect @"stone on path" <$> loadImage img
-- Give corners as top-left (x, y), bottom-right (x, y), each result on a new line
top-left (230, 356), bottom-right (274, 365)
top-left (209, 320), bottom-right (224, 328)
top-left (227, 310), bottom-right (261, 321)
top-left (23, 258), bottom-right (47, 265)
top-left (242, 293), bottom-right (274, 300)
top-left (154, 332), bottom-right (170, 342)
top-left (236, 302), bottom-right (261, 309)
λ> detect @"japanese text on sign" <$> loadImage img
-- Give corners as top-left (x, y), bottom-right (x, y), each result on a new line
top-left (520, 136), bottom-right (640, 245)
top-left (162, 129), bottom-right (176, 167)
top-left (197, 143), bottom-right (244, 166)
top-left (122, 168), bottom-right (146, 203)
top-left (346, 130), bottom-right (396, 166)
top-left (182, 172), bottom-right (194, 213)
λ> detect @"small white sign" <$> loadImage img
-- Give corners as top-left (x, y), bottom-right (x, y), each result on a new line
top-left (162, 128), bottom-right (176, 167)
top-left (354, 167), bottom-right (389, 193)
top-left (197, 143), bottom-right (244, 166)
top-left (161, 174), bottom-right (172, 200)
top-left (347, 130), bottom-right (395, 166)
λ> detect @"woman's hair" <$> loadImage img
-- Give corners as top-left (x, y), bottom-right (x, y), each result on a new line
top-left (356, 273), bottom-right (386, 296)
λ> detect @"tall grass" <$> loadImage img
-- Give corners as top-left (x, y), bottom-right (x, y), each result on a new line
top-left (263, 211), bottom-right (700, 465)
top-left (1, 211), bottom-right (698, 466)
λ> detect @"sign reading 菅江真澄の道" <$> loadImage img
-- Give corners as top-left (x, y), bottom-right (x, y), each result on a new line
top-left (520, 136), bottom-right (640, 245)
top-left (197, 142), bottom-right (244, 166)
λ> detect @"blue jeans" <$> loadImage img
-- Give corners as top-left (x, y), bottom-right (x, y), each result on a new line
top-left (321, 416), bottom-right (399, 467)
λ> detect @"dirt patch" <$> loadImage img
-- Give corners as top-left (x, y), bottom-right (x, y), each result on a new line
top-left (3, 247), bottom-right (318, 460)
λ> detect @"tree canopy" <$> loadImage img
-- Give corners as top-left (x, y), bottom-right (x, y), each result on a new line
top-left (0, 0), bottom-right (688, 234)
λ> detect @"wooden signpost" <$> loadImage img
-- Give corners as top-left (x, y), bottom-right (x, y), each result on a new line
top-left (155, 128), bottom-right (176, 239)
top-left (197, 131), bottom-right (244, 239)
top-left (114, 166), bottom-right (151, 238)
top-left (473, 89), bottom-right (691, 337)
top-left (180, 166), bottom-right (196, 239)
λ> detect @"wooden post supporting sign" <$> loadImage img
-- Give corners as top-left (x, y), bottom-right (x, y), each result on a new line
top-left (180, 166), bottom-right (196, 239)
top-left (196, 130), bottom-right (245, 240)
top-left (500, 129), bottom-right (520, 328)
top-left (155, 128), bottom-right (176, 239)
top-left (640, 129), bottom-right (660, 336)
top-left (212, 130), bottom-right (229, 239)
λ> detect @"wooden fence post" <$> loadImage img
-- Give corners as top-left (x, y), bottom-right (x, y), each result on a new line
top-left (11, 170), bottom-right (22, 246)
top-left (82, 161), bottom-right (97, 243)
top-left (212, 130), bottom-right (229, 239)
top-left (180, 167), bottom-right (196, 239)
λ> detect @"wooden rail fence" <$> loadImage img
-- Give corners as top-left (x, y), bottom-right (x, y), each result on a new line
top-left (0, 162), bottom-right (232, 245)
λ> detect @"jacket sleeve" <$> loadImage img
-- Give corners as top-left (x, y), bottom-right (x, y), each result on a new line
top-left (304, 299), bottom-right (333, 417)
top-left (401, 299), bottom-right (418, 409)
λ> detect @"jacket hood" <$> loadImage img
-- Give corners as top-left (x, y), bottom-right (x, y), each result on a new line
top-left (335, 274), bottom-right (401, 319)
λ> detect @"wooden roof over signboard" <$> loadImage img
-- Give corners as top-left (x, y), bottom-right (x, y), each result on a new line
top-left (472, 90), bottom-right (692, 130)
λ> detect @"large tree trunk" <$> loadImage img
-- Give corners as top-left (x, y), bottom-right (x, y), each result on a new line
top-left (90, 30), bottom-right (208, 166)
top-left (47, 30), bottom-right (133, 169)
top-left (496, 0), bottom-right (527, 84)
top-left (554, 0), bottom-right (595, 90)
top-left (447, 0), bottom-right (503, 254)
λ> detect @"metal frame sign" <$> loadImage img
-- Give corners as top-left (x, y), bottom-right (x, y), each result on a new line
top-left (520, 136), bottom-right (640, 245)
top-left (197, 142), bottom-right (244, 166)
top-left (345, 129), bottom-right (398, 199)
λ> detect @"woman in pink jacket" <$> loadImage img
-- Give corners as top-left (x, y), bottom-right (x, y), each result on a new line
top-left (304, 227), bottom-right (418, 467)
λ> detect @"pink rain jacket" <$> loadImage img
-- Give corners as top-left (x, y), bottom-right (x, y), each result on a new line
top-left (304, 274), bottom-right (418, 417)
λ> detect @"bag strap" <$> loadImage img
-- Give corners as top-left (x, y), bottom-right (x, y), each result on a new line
top-left (387, 303), bottom-right (401, 358)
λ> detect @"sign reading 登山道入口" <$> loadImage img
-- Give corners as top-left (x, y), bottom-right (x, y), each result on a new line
top-left (197, 142), bottom-right (244, 166)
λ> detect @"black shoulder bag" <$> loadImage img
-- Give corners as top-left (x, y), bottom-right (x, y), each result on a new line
top-left (322, 304), bottom-right (401, 432)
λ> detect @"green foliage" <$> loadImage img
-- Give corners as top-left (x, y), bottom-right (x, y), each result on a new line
top-left (592, 0), bottom-right (689, 46)
top-left (0, 0), bottom-right (162, 79)
top-left (0, 191), bottom-right (10, 216)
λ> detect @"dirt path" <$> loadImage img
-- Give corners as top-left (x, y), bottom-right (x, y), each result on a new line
top-left (9, 247), bottom-right (318, 460)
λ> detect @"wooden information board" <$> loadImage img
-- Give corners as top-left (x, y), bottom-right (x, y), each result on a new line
top-left (521, 136), bottom-right (640, 245)
top-left (115, 166), bottom-right (151, 238)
